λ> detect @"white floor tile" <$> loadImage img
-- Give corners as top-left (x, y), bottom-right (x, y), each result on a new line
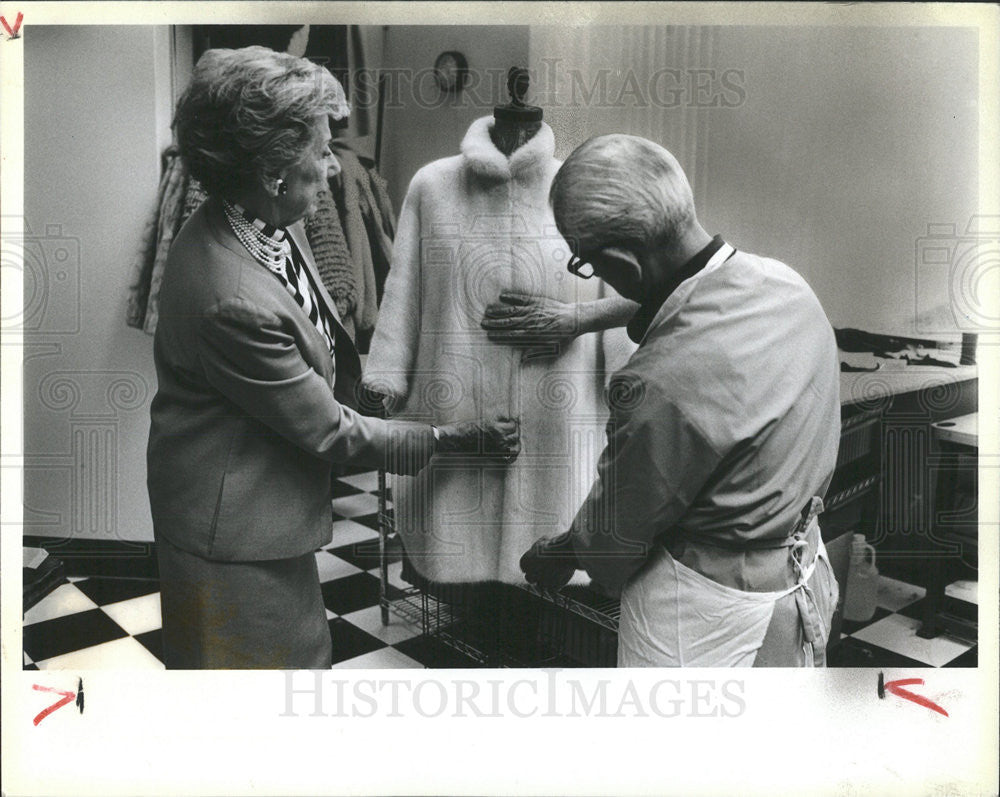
top-left (332, 646), bottom-right (424, 669)
top-left (330, 493), bottom-right (379, 519)
top-left (24, 651), bottom-right (33, 666)
top-left (338, 471), bottom-right (380, 493)
top-left (328, 519), bottom-right (379, 548)
top-left (67, 576), bottom-right (88, 583)
top-left (99, 593), bottom-right (162, 636)
top-left (945, 580), bottom-right (978, 605)
top-left (326, 609), bottom-right (338, 620)
top-left (341, 605), bottom-right (422, 646)
top-left (876, 576), bottom-right (926, 612)
top-left (36, 637), bottom-right (165, 670)
top-left (23, 584), bottom-right (98, 626)
top-left (368, 560), bottom-right (410, 591)
top-left (24, 547), bottom-right (49, 568)
top-left (852, 613), bottom-right (973, 667)
top-left (315, 551), bottom-right (363, 582)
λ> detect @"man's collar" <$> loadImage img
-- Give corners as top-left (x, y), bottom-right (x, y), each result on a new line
top-left (625, 234), bottom-right (728, 343)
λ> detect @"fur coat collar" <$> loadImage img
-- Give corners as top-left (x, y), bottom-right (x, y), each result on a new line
top-left (460, 115), bottom-right (556, 182)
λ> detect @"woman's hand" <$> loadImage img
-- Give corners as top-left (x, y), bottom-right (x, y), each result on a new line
top-left (434, 417), bottom-right (520, 461)
top-left (481, 292), bottom-right (579, 347)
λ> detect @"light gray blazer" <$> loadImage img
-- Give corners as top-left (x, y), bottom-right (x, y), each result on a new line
top-left (147, 196), bottom-right (432, 562)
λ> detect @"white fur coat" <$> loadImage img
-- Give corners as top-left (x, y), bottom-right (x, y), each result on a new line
top-left (363, 116), bottom-right (635, 583)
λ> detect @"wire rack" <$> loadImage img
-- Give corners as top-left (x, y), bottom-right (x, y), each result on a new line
top-left (376, 470), bottom-right (620, 667)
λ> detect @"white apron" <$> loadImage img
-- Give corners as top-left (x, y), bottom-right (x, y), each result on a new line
top-left (618, 498), bottom-right (839, 667)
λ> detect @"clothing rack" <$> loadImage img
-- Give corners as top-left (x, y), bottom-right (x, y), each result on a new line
top-left (376, 470), bottom-right (621, 667)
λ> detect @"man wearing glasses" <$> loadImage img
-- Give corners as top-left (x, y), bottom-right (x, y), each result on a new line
top-left (509, 134), bottom-right (841, 668)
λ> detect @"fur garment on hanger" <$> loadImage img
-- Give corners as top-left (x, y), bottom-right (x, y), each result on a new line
top-left (363, 115), bottom-right (635, 584)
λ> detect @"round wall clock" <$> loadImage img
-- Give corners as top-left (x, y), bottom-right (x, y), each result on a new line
top-left (434, 51), bottom-right (469, 94)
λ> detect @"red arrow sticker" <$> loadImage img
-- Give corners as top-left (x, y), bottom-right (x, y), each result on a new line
top-left (877, 672), bottom-right (948, 717)
top-left (32, 684), bottom-right (77, 726)
top-left (1, 11), bottom-right (23, 39)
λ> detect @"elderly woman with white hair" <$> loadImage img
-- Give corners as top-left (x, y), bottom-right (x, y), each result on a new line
top-left (148, 46), bottom-right (518, 669)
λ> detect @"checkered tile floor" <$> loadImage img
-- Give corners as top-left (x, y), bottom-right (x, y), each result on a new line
top-left (23, 470), bottom-right (977, 669)
top-left (24, 470), bottom-right (486, 670)
top-left (827, 575), bottom-right (977, 668)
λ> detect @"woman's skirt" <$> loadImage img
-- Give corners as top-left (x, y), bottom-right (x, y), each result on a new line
top-left (155, 533), bottom-right (331, 669)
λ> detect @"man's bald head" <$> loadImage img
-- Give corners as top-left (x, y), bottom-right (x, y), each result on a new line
top-left (550, 135), bottom-right (696, 256)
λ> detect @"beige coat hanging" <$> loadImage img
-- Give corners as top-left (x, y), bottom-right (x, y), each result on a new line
top-left (363, 115), bottom-right (635, 584)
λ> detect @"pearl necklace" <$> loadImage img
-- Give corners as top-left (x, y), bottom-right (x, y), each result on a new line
top-left (222, 200), bottom-right (288, 272)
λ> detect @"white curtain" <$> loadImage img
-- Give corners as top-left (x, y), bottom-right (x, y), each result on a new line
top-left (527, 25), bottom-right (717, 203)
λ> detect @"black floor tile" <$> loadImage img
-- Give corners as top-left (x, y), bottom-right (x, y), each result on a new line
top-left (840, 606), bottom-right (893, 636)
top-left (332, 480), bottom-right (365, 499)
top-left (134, 628), bottom-right (164, 663)
top-left (23, 609), bottom-right (128, 663)
top-left (329, 618), bottom-right (388, 664)
top-left (897, 596), bottom-right (933, 622)
top-left (393, 634), bottom-right (482, 668)
top-left (328, 535), bottom-right (401, 571)
top-left (321, 572), bottom-right (397, 615)
top-left (24, 662), bottom-right (39, 670)
top-left (898, 594), bottom-right (978, 623)
top-left (336, 464), bottom-right (375, 477)
top-left (73, 577), bottom-right (160, 606)
top-left (351, 511), bottom-right (383, 532)
top-left (943, 646), bottom-right (978, 667)
top-left (828, 636), bottom-right (928, 669)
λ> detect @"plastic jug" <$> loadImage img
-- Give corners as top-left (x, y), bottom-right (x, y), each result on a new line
top-left (843, 534), bottom-right (879, 622)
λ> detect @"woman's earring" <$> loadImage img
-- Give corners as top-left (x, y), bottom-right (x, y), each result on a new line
top-left (276, 179), bottom-right (288, 196)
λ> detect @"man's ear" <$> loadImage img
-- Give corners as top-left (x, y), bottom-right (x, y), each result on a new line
top-left (599, 246), bottom-right (643, 287)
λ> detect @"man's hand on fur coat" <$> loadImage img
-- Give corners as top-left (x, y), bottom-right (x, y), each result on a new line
top-left (481, 292), bottom-right (579, 346)
top-left (520, 531), bottom-right (579, 591)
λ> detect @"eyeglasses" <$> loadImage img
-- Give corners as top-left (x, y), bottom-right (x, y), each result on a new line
top-left (567, 253), bottom-right (595, 279)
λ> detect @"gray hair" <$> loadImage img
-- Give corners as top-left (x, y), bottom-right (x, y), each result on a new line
top-left (173, 46), bottom-right (350, 197)
top-left (550, 135), bottom-right (696, 254)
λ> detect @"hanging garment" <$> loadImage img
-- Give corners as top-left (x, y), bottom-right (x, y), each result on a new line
top-left (356, 167), bottom-right (395, 304)
top-left (363, 115), bottom-right (636, 584)
top-left (304, 189), bottom-right (357, 339)
top-left (180, 176), bottom-right (209, 228)
top-left (128, 157), bottom-right (354, 338)
top-left (138, 175), bottom-right (211, 335)
top-left (126, 148), bottom-right (188, 332)
top-left (361, 172), bottom-right (392, 310)
top-left (330, 141), bottom-right (380, 337)
top-left (618, 501), bottom-right (839, 667)
top-left (366, 167), bottom-right (397, 239)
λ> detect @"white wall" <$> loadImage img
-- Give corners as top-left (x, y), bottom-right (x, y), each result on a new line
top-left (380, 26), bottom-right (530, 211)
top-left (701, 26), bottom-right (978, 336)
top-left (529, 25), bottom-right (979, 336)
top-left (23, 26), bottom-right (173, 543)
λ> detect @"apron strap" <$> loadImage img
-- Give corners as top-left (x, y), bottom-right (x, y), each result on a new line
top-left (668, 496), bottom-right (826, 552)
top-left (789, 497), bottom-right (829, 666)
